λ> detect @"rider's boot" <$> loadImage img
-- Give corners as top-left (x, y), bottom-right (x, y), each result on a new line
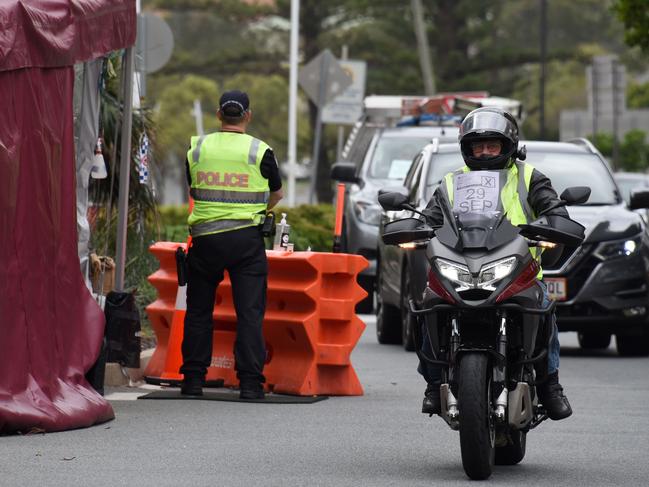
top-left (422, 383), bottom-right (441, 415)
top-left (537, 371), bottom-right (572, 420)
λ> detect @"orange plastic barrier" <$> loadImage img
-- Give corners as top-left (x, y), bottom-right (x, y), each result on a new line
top-left (144, 242), bottom-right (369, 396)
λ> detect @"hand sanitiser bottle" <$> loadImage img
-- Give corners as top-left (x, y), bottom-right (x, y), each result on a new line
top-left (273, 213), bottom-right (291, 250)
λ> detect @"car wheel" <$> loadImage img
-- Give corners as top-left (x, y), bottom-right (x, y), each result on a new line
top-left (376, 264), bottom-right (401, 345)
top-left (401, 269), bottom-right (416, 352)
top-left (577, 332), bottom-right (611, 350)
top-left (616, 332), bottom-right (649, 357)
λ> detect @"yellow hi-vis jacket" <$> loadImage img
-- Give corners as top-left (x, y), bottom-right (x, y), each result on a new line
top-left (187, 132), bottom-right (270, 237)
top-left (442, 161), bottom-right (543, 279)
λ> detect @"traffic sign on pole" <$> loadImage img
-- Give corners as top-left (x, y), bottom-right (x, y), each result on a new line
top-left (298, 50), bottom-right (353, 107)
top-left (321, 60), bottom-right (367, 125)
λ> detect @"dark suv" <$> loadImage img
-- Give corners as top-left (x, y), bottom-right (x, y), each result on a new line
top-left (332, 125), bottom-right (458, 312)
top-left (377, 139), bottom-right (649, 356)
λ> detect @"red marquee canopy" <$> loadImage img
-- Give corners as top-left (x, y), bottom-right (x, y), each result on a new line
top-left (0, 0), bottom-right (136, 434)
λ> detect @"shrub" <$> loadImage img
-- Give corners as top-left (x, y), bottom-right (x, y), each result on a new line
top-left (157, 203), bottom-right (338, 251)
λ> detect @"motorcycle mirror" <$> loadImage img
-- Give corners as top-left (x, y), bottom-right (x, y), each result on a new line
top-left (378, 190), bottom-right (409, 211)
top-left (519, 215), bottom-right (586, 247)
top-left (560, 186), bottom-right (590, 205)
top-left (382, 218), bottom-right (434, 246)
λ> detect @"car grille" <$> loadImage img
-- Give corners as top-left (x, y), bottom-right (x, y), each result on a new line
top-left (544, 244), bottom-right (597, 300)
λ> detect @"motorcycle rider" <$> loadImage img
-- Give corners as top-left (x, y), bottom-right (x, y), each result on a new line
top-left (419, 107), bottom-right (572, 421)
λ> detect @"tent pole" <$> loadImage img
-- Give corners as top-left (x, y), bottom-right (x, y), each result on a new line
top-left (114, 46), bottom-right (135, 292)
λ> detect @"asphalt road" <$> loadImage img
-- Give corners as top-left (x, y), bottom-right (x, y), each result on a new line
top-left (2, 316), bottom-right (649, 487)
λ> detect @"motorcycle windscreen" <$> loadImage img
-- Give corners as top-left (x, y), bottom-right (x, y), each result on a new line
top-left (437, 211), bottom-right (520, 251)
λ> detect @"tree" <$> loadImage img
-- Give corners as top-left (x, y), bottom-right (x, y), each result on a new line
top-left (620, 129), bottom-right (649, 171)
top-left (628, 81), bottom-right (649, 108)
top-left (614, 0), bottom-right (649, 53)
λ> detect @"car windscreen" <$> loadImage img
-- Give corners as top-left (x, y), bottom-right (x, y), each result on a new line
top-left (367, 136), bottom-right (433, 180)
top-left (424, 150), bottom-right (619, 205)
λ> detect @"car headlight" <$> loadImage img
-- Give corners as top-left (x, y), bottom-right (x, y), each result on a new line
top-left (477, 257), bottom-right (517, 291)
top-left (436, 258), bottom-right (472, 291)
top-left (595, 236), bottom-right (641, 260)
top-left (353, 200), bottom-right (382, 226)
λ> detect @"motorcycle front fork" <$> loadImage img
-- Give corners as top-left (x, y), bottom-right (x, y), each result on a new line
top-left (442, 313), bottom-right (509, 424)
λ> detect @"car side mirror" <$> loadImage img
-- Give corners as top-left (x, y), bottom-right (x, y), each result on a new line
top-left (378, 188), bottom-right (409, 211)
top-left (629, 189), bottom-right (649, 210)
top-left (331, 162), bottom-right (359, 184)
top-left (560, 186), bottom-right (590, 205)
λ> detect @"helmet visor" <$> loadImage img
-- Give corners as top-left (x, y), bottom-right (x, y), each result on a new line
top-left (460, 110), bottom-right (517, 141)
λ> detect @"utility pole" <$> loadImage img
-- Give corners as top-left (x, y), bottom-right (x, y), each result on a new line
top-left (114, 46), bottom-right (135, 292)
top-left (192, 99), bottom-right (204, 136)
top-left (336, 45), bottom-right (348, 162)
top-left (612, 58), bottom-right (620, 171)
top-left (539, 0), bottom-right (547, 140)
top-left (287, 0), bottom-right (300, 207)
top-left (411, 0), bottom-right (435, 95)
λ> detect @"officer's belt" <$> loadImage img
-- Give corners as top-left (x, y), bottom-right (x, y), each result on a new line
top-left (190, 188), bottom-right (269, 204)
top-left (189, 218), bottom-right (264, 237)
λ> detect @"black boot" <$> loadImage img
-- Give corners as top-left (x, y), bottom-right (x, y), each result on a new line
top-left (240, 381), bottom-right (265, 400)
top-left (181, 376), bottom-right (203, 397)
top-left (422, 383), bottom-right (441, 415)
top-left (537, 371), bottom-right (572, 420)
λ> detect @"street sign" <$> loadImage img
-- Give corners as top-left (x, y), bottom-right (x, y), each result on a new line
top-left (298, 49), bottom-right (353, 107)
top-left (321, 60), bottom-right (367, 125)
top-left (136, 13), bottom-right (174, 74)
top-left (587, 56), bottom-right (626, 117)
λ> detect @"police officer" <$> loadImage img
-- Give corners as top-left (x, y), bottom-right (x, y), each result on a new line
top-left (180, 90), bottom-right (283, 399)
top-left (420, 107), bottom-right (572, 420)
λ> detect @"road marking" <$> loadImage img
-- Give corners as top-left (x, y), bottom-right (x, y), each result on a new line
top-left (105, 384), bottom-right (164, 401)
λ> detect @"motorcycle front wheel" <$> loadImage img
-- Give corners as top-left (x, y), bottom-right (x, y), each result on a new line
top-left (458, 353), bottom-right (495, 480)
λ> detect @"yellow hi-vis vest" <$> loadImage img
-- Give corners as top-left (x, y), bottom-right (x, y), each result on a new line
top-left (187, 132), bottom-right (270, 237)
top-left (443, 161), bottom-right (543, 279)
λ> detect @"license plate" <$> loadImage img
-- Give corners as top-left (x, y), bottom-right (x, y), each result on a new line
top-left (545, 278), bottom-right (567, 301)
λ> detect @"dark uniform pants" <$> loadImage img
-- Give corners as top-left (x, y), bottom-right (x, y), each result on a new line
top-left (180, 225), bottom-right (267, 385)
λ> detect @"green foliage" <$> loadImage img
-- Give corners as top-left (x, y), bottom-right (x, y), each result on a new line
top-left (514, 56), bottom-right (591, 140)
top-left (158, 204), bottom-right (191, 242)
top-left (614, 0), bottom-right (649, 53)
top-left (221, 73), bottom-right (311, 162)
top-left (588, 132), bottom-right (615, 156)
top-left (271, 204), bottom-right (336, 251)
top-left (153, 71), bottom-right (311, 174)
top-left (154, 75), bottom-right (220, 162)
top-left (620, 129), bottom-right (649, 171)
top-left (89, 54), bottom-right (162, 337)
top-left (628, 81), bottom-right (649, 108)
top-left (589, 130), bottom-right (649, 171)
top-left (157, 204), bottom-right (336, 251)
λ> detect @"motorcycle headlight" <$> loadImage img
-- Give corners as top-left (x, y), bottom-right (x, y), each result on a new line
top-left (477, 257), bottom-right (517, 291)
top-left (352, 199), bottom-right (382, 226)
top-left (595, 236), bottom-right (641, 260)
top-left (436, 258), bottom-right (472, 290)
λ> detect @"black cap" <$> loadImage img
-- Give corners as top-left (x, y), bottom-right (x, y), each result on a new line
top-left (219, 90), bottom-right (250, 117)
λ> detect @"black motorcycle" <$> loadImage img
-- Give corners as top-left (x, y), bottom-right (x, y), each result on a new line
top-left (378, 185), bottom-right (589, 480)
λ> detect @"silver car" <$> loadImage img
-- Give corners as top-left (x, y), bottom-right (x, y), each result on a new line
top-left (332, 125), bottom-right (459, 312)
